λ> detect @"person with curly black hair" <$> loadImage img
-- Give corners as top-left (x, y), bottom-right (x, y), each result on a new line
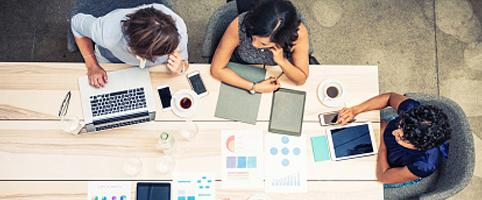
top-left (211, 0), bottom-right (310, 93)
top-left (337, 92), bottom-right (451, 187)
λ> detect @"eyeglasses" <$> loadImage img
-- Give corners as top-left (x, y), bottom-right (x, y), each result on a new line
top-left (58, 91), bottom-right (71, 117)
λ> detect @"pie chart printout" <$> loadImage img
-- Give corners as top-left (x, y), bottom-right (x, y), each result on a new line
top-left (226, 135), bottom-right (235, 153)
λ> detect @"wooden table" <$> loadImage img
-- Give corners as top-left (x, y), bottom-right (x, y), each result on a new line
top-left (0, 63), bottom-right (383, 200)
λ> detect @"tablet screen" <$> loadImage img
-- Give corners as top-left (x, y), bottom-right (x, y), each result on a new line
top-left (137, 182), bottom-right (170, 200)
top-left (269, 88), bottom-right (306, 136)
top-left (331, 124), bottom-right (374, 158)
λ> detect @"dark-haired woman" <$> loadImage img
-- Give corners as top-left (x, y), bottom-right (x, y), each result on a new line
top-left (210, 0), bottom-right (309, 93)
top-left (337, 92), bottom-right (451, 187)
top-left (71, 4), bottom-right (188, 88)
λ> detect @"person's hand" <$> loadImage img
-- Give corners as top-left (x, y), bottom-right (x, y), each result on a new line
top-left (167, 51), bottom-right (187, 74)
top-left (254, 77), bottom-right (281, 93)
top-left (87, 64), bottom-right (108, 88)
top-left (269, 45), bottom-right (286, 65)
top-left (336, 107), bottom-right (356, 125)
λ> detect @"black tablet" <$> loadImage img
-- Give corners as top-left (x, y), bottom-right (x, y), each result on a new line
top-left (269, 88), bottom-right (306, 136)
top-left (136, 182), bottom-right (170, 200)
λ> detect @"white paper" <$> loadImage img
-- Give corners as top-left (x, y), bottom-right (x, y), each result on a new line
top-left (88, 182), bottom-right (132, 200)
top-left (220, 129), bottom-right (264, 189)
top-left (264, 134), bottom-right (307, 193)
top-left (173, 173), bottom-right (216, 200)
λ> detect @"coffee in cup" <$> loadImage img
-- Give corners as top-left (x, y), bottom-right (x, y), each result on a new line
top-left (180, 97), bottom-right (192, 109)
top-left (326, 86), bottom-right (340, 98)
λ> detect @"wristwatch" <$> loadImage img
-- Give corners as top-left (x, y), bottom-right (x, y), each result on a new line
top-left (249, 82), bottom-right (257, 95)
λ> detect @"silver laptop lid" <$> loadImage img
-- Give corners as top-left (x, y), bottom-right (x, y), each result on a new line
top-left (78, 67), bottom-right (156, 124)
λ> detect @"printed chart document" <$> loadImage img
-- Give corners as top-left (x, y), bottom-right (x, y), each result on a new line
top-left (221, 129), bottom-right (264, 189)
top-left (264, 134), bottom-right (307, 193)
top-left (88, 182), bottom-right (131, 200)
top-left (173, 173), bottom-right (216, 200)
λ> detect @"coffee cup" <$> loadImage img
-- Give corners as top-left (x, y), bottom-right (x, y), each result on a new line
top-left (179, 97), bottom-right (192, 110)
top-left (171, 90), bottom-right (199, 118)
top-left (324, 84), bottom-right (343, 102)
top-left (318, 80), bottom-right (345, 108)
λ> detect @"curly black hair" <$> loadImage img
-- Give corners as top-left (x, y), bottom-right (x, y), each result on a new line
top-left (399, 105), bottom-right (451, 151)
top-left (243, 0), bottom-right (301, 54)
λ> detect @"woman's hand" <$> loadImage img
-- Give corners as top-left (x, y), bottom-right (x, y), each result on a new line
top-left (270, 45), bottom-right (286, 65)
top-left (87, 63), bottom-right (108, 88)
top-left (254, 77), bottom-right (281, 93)
top-left (336, 107), bottom-right (357, 125)
top-left (167, 51), bottom-right (187, 74)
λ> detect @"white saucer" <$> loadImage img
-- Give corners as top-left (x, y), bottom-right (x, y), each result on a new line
top-left (317, 79), bottom-right (345, 108)
top-left (171, 89), bottom-right (199, 118)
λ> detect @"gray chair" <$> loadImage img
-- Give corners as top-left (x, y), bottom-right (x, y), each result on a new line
top-left (67, 0), bottom-right (174, 53)
top-left (201, 1), bottom-right (319, 64)
top-left (382, 93), bottom-right (475, 200)
top-left (201, 1), bottom-right (239, 61)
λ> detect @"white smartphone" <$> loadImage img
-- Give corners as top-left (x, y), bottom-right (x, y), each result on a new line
top-left (318, 111), bottom-right (339, 126)
top-left (187, 70), bottom-right (208, 97)
top-left (157, 85), bottom-right (172, 111)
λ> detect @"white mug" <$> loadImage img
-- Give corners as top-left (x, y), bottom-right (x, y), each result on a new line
top-left (323, 83), bottom-right (343, 102)
top-left (318, 80), bottom-right (345, 108)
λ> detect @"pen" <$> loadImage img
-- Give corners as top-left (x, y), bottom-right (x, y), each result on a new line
top-left (275, 72), bottom-right (284, 81)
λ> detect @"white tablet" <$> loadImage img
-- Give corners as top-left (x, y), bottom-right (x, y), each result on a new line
top-left (326, 123), bottom-right (377, 161)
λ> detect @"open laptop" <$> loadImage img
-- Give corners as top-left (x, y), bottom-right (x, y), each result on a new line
top-left (78, 67), bottom-right (156, 132)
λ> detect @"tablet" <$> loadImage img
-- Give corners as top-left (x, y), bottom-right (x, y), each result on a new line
top-left (136, 182), bottom-right (170, 200)
top-left (268, 88), bottom-right (306, 136)
top-left (326, 123), bottom-right (377, 161)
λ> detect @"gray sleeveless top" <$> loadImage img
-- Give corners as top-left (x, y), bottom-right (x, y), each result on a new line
top-left (234, 12), bottom-right (281, 65)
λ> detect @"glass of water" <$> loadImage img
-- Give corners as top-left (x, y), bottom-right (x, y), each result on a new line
top-left (122, 157), bottom-right (143, 177)
top-left (157, 155), bottom-right (175, 174)
top-left (60, 116), bottom-right (84, 135)
top-left (179, 120), bottom-right (199, 141)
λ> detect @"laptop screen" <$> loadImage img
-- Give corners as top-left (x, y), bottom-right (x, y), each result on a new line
top-left (330, 124), bottom-right (374, 158)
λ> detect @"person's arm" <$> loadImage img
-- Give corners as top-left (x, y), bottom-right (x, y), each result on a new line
top-left (210, 17), bottom-right (280, 93)
top-left (377, 135), bottom-right (419, 183)
top-left (375, 120), bottom-right (419, 183)
top-left (337, 92), bottom-right (408, 125)
top-left (377, 152), bottom-right (419, 183)
top-left (71, 14), bottom-right (107, 88)
top-left (167, 50), bottom-right (189, 74)
top-left (269, 23), bottom-right (309, 85)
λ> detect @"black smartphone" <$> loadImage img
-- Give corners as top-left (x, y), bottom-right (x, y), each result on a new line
top-left (318, 111), bottom-right (339, 126)
top-left (157, 85), bottom-right (172, 111)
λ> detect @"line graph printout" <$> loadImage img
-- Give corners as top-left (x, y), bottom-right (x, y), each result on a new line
top-left (264, 134), bottom-right (307, 193)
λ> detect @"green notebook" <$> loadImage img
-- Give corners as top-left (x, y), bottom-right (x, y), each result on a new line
top-left (214, 62), bottom-right (266, 124)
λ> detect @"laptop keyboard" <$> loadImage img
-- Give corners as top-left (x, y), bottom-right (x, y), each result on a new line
top-left (89, 87), bottom-right (147, 117)
top-left (95, 117), bottom-right (150, 131)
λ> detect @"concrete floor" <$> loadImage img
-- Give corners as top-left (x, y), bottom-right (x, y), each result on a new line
top-left (0, 0), bottom-right (480, 199)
